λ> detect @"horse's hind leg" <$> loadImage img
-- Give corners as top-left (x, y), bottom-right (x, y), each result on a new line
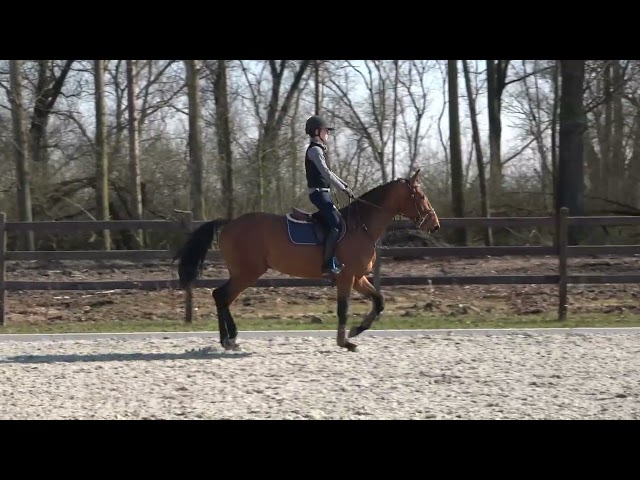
top-left (212, 281), bottom-right (237, 350)
top-left (213, 272), bottom-right (264, 350)
top-left (348, 276), bottom-right (385, 338)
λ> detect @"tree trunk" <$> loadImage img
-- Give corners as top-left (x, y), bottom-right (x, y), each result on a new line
top-left (185, 60), bottom-right (205, 220)
top-left (314, 60), bottom-right (321, 115)
top-left (258, 60), bottom-right (311, 212)
top-left (391, 60), bottom-right (399, 180)
top-left (486, 60), bottom-right (508, 210)
top-left (601, 62), bottom-right (613, 204)
top-left (629, 108), bottom-right (640, 209)
top-left (9, 59), bottom-right (34, 251)
top-left (212, 60), bottom-right (234, 219)
top-left (30, 60), bottom-right (50, 167)
top-left (126, 60), bottom-right (144, 247)
top-left (290, 84), bottom-right (305, 203)
top-left (29, 60), bottom-right (74, 164)
top-left (448, 60), bottom-right (467, 245)
top-left (463, 60), bottom-right (491, 246)
top-left (524, 60), bottom-right (553, 210)
top-left (551, 61), bottom-right (560, 214)
top-left (257, 132), bottom-right (265, 212)
top-left (94, 60), bottom-right (111, 250)
top-left (29, 60), bottom-right (74, 203)
top-left (112, 60), bottom-right (125, 172)
top-left (557, 60), bottom-right (586, 245)
top-left (611, 61), bottom-right (625, 204)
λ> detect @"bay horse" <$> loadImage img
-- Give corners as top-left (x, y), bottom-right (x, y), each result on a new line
top-left (174, 169), bottom-right (440, 352)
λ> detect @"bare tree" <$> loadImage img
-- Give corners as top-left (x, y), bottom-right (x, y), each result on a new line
top-left (486, 60), bottom-right (509, 206)
top-left (126, 60), bottom-right (144, 247)
top-left (184, 60), bottom-right (205, 220)
top-left (397, 61), bottom-right (433, 177)
top-left (463, 60), bottom-right (491, 246)
top-left (94, 60), bottom-right (111, 250)
top-left (551, 61), bottom-right (560, 210)
top-left (209, 60), bottom-right (235, 219)
top-left (106, 60), bottom-right (126, 169)
top-left (29, 60), bottom-right (74, 165)
top-left (391, 60), bottom-right (399, 179)
top-left (569, 61), bottom-right (635, 212)
top-left (325, 60), bottom-right (394, 183)
top-left (557, 60), bottom-right (586, 244)
top-left (9, 60), bottom-right (34, 250)
top-left (629, 105), bottom-right (640, 209)
top-left (436, 61), bottom-right (450, 176)
top-left (448, 60), bottom-right (467, 245)
top-left (321, 78), bottom-right (373, 192)
top-left (137, 61), bottom-right (186, 139)
top-left (507, 60), bottom-right (555, 208)
top-left (314, 60), bottom-right (322, 115)
top-left (601, 61), bottom-right (625, 204)
top-left (239, 60), bottom-right (311, 211)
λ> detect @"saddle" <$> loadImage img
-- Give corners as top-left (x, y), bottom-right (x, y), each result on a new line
top-left (285, 207), bottom-right (347, 246)
top-left (289, 207), bottom-right (323, 223)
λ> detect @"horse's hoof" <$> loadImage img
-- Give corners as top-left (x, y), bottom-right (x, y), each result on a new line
top-left (345, 342), bottom-right (358, 352)
top-left (223, 339), bottom-right (241, 351)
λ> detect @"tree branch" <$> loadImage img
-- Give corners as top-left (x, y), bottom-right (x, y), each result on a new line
top-left (45, 60), bottom-right (75, 111)
top-left (504, 65), bottom-right (554, 87)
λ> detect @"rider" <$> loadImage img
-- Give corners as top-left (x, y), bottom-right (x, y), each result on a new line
top-left (304, 115), bottom-right (355, 276)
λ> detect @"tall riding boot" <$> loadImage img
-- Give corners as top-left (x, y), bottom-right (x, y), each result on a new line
top-left (322, 228), bottom-right (343, 275)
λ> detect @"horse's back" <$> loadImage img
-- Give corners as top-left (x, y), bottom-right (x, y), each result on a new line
top-left (219, 211), bottom-right (287, 244)
top-left (226, 211), bottom-right (285, 228)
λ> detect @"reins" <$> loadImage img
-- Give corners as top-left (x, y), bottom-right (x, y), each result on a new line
top-left (351, 196), bottom-right (384, 210)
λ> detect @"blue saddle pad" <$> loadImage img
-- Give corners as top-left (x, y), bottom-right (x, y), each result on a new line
top-left (285, 214), bottom-right (346, 246)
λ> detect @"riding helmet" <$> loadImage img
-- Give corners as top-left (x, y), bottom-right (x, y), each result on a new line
top-left (305, 115), bottom-right (335, 136)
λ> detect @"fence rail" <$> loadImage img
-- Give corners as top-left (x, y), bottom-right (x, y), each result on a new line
top-left (1, 208), bottom-right (639, 326)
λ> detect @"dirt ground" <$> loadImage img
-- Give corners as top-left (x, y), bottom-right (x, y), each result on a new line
top-left (4, 253), bottom-right (640, 326)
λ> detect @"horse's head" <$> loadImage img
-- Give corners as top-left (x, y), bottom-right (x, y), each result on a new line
top-left (395, 169), bottom-right (440, 234)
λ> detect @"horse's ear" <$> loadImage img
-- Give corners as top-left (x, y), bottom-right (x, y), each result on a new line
top-left (410, 169), bottom-right (421, 184)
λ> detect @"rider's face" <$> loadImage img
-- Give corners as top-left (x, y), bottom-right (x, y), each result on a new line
top-left (318, 128), bottom-right (330, 142)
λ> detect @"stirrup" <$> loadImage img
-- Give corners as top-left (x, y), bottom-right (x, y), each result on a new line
top-left (329, 257), bottom-right (344, 274)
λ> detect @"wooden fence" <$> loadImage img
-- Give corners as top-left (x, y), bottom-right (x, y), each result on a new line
top-left (1, 208), bottom-right (639, 326)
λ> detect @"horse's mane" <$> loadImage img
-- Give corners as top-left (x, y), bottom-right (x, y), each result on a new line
top-left (338, 178), bottom-right (402, 219)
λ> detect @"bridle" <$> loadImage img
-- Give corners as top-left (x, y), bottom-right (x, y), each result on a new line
top-left (404, 179), bottom-right (436, 229)
top-left (347, 178), bottom-right (436, 231)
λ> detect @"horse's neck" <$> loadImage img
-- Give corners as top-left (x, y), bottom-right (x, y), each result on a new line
top-left (360, 196), bottom-right (397, 242)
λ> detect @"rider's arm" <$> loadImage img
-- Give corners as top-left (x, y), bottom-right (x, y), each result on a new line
top-left (307, 146), bottom-right (349, 191)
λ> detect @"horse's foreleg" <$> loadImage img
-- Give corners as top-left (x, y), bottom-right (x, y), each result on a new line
top-left (348, 276), bottom-right (385, 338)
top-left (335, 275), bottom-right (357, 352)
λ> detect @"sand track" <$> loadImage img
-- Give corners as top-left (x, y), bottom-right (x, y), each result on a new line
top-left (1, 331), bottom-right (638, 419)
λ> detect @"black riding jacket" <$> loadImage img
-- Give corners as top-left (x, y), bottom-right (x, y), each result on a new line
top-left (305, 140), bottom-right (348, 193)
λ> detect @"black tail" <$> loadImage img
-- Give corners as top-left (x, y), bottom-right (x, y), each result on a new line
top-left (173, 220), bottom-right (225, 289)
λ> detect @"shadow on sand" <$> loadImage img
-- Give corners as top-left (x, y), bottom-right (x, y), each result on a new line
top-left (0, 347), bottom-right (253, 364)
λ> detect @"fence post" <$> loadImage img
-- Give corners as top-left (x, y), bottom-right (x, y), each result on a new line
top-left (182, 212), bottom-right (194, 324)
top-left (557, 207), bottom-right (569, 321)
top-left (0, 213), bottom-right (6, 326)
